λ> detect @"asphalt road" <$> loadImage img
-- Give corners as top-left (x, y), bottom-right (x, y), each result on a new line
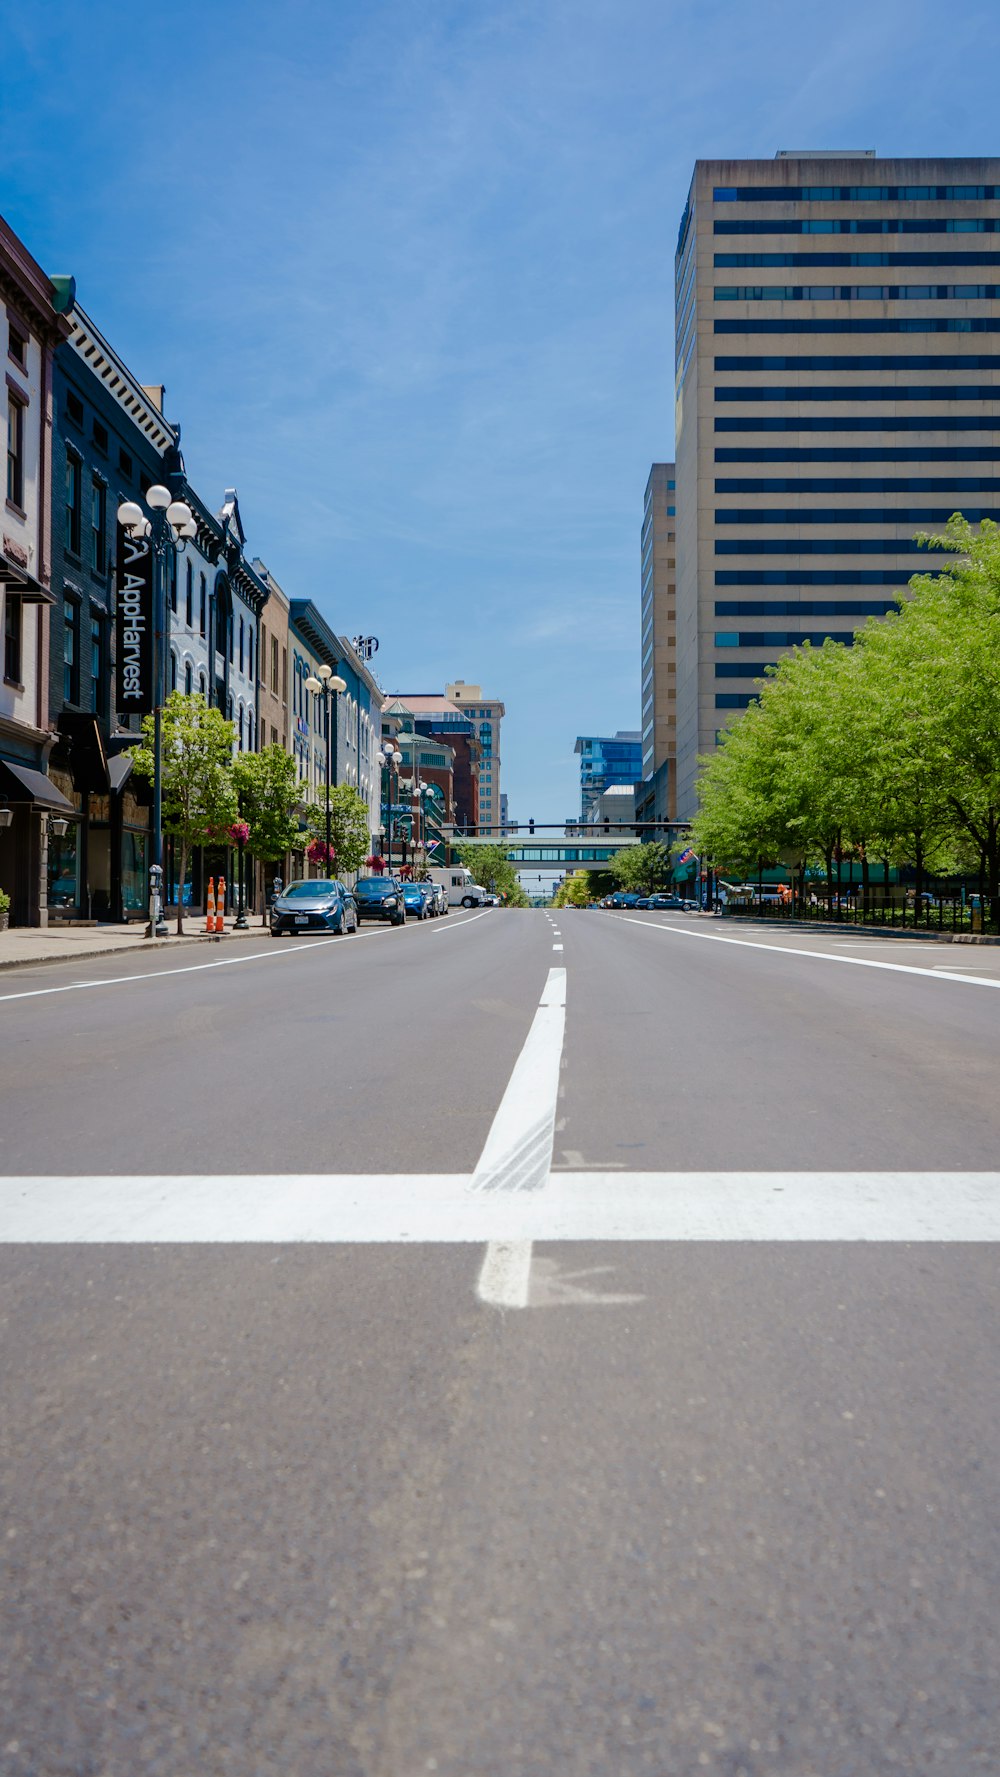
top-left (1, 906), bottom-right (998, 1775)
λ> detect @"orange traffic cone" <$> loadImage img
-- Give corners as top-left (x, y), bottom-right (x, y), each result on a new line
top-left (215, 877), bottom-right (226, 935)
top-left (205, 877), bottom-right (216, 933)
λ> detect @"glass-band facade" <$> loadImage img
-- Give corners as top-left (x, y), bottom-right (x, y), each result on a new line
top-left (673, 153), bottom-right (1000, 819)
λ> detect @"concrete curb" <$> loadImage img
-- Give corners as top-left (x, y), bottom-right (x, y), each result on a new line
top-left (0, 927), bottom-right (273, 974)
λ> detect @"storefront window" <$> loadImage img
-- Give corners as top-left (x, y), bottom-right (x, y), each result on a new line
top-left (121, 830), bottom-right (148, 913)
top-left (47, 824), bottom-right (80, 910)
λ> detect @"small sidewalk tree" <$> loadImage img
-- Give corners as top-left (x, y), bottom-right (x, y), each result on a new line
top-left (132, 691), bottom-right (237, 936)
top-left (233, 745), bottom-right (303, 922)
top-left (304, 784), bottom-right (371, 877)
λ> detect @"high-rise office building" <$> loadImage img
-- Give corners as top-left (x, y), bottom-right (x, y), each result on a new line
top-left (574, 731), bottom-right (642, 821)
top-left (638, 462), bottom-right (677, 822)
top-left (673, 152), bottom-right (1000, 818)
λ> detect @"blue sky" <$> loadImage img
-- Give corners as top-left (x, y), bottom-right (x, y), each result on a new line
top-left (3, 0), bottom-right (998, 819)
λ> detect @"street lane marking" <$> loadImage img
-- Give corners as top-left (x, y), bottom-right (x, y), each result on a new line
top-left (612, 915), bottom-right (1000, 991)
top-left (470, 967), bottom-right (566, 1193)
top-left (0, 909), bottom-right (489, 1004)
top-left (429, 909), bottom-right (491, 934)
top-left (552, 943), bottom-right (563, 951)
top-left (477, 1240), bottom-right (533, 1307)
top-left (2, 1172), bottom-right (997, 1242)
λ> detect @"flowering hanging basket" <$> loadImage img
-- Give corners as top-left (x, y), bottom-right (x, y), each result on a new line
top-left (307, 838), bottom-right (335, 866)
top-left (363, 853), bottom-right (385, 874)
top-left (228, 820), bottom-right (251, 847)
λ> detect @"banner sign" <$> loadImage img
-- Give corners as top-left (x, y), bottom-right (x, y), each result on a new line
top-left (115, 528), bottom-right (155, 715)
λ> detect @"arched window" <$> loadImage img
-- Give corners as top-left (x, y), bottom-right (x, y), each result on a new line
top-left (184, 660), bottom-right (192, 695)
top-left (237, 703), bottom-right (244, 751)
top-left (170, 650), bottom-right (178, 692)
top-left (247, 626), bottom-right (254, 685)
top-left (185, 560), bottom-right (193, 628)
top-left (228, 692), bottom-right (234, 722)
top-left (249, 709), bottom-right (256, 751)
top-left (238, 616), bottom-right (244, 675)
top-left (198, 669), bottom-right (206, 698)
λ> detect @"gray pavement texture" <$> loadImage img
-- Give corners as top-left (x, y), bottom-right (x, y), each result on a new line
top-left (1, 907), bottom-right (998, 1776)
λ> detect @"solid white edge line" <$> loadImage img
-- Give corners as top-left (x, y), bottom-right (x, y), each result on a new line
top-left (2, 1172), bottom-right (998, 1243)
top-left (611, 913), bottom-right (1000, 991)
top-left (0, 907), bottom-right (489, 1003)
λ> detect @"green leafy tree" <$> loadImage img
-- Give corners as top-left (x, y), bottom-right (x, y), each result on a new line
top-left (304, 783), bottom-right (371, 875)
top-left (233, 746), bottom-right (303, 919)
top-left (608, 842), bottom-right (673, 895)
top-left (553, 871), bottom-right (592, 908)
top-left (132, 692), bottom-right (237, 935)
top-left (452, 840), bottom-right (528, 904)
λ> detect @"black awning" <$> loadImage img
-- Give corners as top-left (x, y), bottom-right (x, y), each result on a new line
top-left (0, 552), bottom-right (54, 605)
top-left (108, 752), bottom-right (135, 792)
top-left (0, 760), bottom-right (76, 811)
top-left (58, 711), bottom-right (110, 792)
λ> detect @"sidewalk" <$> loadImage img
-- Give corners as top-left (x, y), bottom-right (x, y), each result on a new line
top-left (0, 918), bottom-right (273, 972)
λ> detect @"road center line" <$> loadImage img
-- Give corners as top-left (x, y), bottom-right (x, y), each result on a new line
top-left (470, 966), bottom-right (566, 1194)
top-left (476, 1240), bottom-right (534, 1308)
top-left (612, 914), bottom-right (1000, 991)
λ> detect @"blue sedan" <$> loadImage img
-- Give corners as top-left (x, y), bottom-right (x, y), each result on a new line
top-left (270, 879), bottom-right (358, 937)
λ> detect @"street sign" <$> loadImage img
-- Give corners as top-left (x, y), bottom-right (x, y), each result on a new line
top-left (115, 527), bottom-right (155, 715)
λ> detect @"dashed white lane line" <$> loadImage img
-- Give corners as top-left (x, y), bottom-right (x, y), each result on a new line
top-left (552, 943), bottom-right (563, 951)
top-left (613, 914), bottom-right (1000, 991)
top-left (0, 909), bottom-right (490, 1004)
top-left (476, 1240), bottom-right (534, 1309)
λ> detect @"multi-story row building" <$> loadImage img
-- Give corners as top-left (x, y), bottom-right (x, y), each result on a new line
top-left (658, 151), bottom-right (1000, 821)
top-left (0, 209), bottom-right (384, 925)
top-left (395, 681), bottom-right (504, 835)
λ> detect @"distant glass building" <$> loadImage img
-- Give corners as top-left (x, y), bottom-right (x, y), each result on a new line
top-left (574, 731), bottom-right (642, 821)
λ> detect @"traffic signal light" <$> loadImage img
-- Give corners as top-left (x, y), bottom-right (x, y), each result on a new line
top-left (529, 819), bottom-right (535, 834)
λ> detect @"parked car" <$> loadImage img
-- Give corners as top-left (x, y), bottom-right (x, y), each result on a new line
top-left (648, 893), bottom-right (685, 910)
top-left (402, 882), bottom-right (432, 920)
top-left (353, 875), bottom-right (406, 926)
top-left (430, 881), bottom-right (449, 915)
top-left (634, 896), bottom-right (653, 909)
top-left (608, 892), bottom-right (641, 909)
top-left (270, 878), bottom-right (357, 937)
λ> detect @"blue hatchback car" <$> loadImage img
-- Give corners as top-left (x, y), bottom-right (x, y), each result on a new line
top-left (401, 882), bottom-right (432, 920)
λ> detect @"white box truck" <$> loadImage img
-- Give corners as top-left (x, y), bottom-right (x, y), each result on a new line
top-left (426, 865), bottom-right (488, 908)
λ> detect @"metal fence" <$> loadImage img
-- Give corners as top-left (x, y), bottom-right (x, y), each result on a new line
top-left (721, 897), bottom-right (994, 935)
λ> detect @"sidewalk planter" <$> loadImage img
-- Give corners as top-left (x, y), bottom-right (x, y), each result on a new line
top-left (0, 892), bottom-right (9, 932)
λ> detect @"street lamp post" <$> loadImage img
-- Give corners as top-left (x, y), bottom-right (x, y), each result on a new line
top-left (377, 746), bottom-right (403, 871)
top-left (411, 780), bottom-right (434, 871)
top-left (304, 663), bottom-right (347, 872)
top-left (116, 486), bottom-right (196, 935)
